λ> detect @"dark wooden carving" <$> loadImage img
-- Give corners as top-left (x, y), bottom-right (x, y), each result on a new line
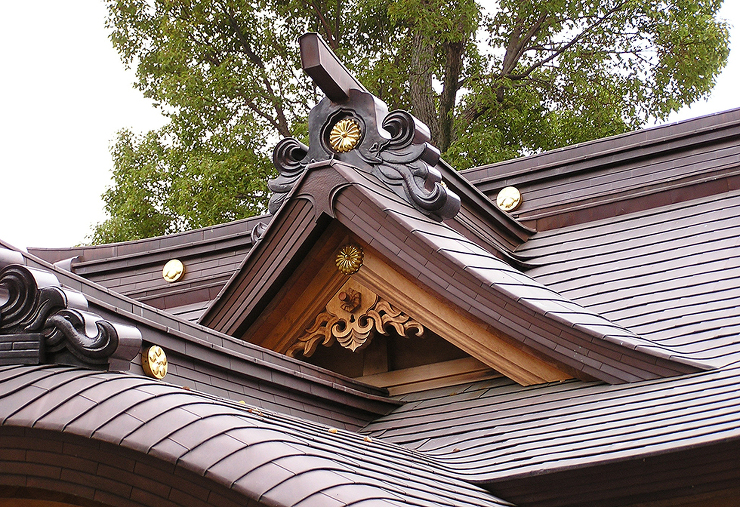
top-left (0, 264), bottom-right (141, 370)
top-left (250, 221), bottom-right (269, 243)
top-left (269, 138), bottom-right (309, 215)
top-left (267, 33), bottom-right (461, 221)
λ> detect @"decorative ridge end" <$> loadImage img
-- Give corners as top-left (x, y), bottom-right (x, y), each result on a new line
top-left (266, 33), bottom-right (461, 221)
top-left (267, 138), bottom-right (309, 215)
top-left (0, 264), bottom-right (142, 371)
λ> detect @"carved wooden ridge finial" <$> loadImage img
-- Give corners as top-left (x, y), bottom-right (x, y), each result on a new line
top-left (287, 280), bottom-right (424, 358)
top-left (267, 33), bottom-right (461, 221)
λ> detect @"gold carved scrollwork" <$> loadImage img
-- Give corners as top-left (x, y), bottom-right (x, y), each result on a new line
top-left (287, 280), bottom-right (424, 358)
top-left (142, 345), bottom-right (168, 379)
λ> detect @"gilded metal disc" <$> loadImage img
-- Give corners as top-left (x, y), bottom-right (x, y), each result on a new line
top-left (162, 259), bottom-right (184, 282)
top-left (142, 345), bottom-right (168, 379)
top-left (336, 244), bottom-right (364, 275)
top-left (496, 186), bottom-right (522, 212)
top-left (329, 119), bottom-right (361, 153)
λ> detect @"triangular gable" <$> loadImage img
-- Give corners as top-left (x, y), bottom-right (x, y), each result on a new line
top-left (200, 34), bottom-right (706, 387)
top-left (201, 157), bottom-right (705, 385)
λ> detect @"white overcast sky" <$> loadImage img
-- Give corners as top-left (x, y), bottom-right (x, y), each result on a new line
top-left (2, 2), bottom-right (740, 251)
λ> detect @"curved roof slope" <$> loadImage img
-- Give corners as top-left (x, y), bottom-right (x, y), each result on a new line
top-left (329, 162), bottom-right (706, 381)
top-left (203, 158), bottom-right (707, 384)
top-left (463, 108), bottom-right (740, 231)
top-left (518, 187), bottom-right (740, 368)
top-left (0, 364), bottom-right (511, 507)
top-left (362, 366), bottom-right (740, 505)
top-left (3, 242), bottom-right (399, 430)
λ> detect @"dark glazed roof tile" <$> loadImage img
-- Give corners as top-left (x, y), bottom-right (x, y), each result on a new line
top-left (315, 484), bottom-right (405, 505)
top-left (462, 109), bottom-right (740, 228)
top-left (3, 243), bottom-right (401, 428)
top-left (148, 435), bottom-right (191, 463)
top-left (94, 412), bottom-right (151, 446)
top-left (363, 365), bottom-right (740, 484)
top-left (262, 469), bottom-right (356, 506)
top-left (520, 188), bottom-right (740, 367)
top-left (234, 461), bottom-right (298, 498)
top-left (0, 365), bottom-right (509, 507)
top-left (293, 491), bottom-right (356, 507)
top-left (120, 406), bottom-right (202, 452)
top-left (326, 162), bottom-right (703, 382)
top-left (181, 433), bottom-right (256, 475)
top-left (206, 439), bottom-right (305, 484)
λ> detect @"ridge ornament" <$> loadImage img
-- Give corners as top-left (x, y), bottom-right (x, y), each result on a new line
top-left (268, 33), bottom-right (460, 222)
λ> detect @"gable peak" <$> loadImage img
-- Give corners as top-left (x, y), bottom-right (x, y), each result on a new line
top-left (266, 33), bottom-right (461, 222)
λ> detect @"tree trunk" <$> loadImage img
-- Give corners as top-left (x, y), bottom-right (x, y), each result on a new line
top-left (438, 41), bottom-right (464, 153)
top-left (408, 31), bottom-right (440, 146)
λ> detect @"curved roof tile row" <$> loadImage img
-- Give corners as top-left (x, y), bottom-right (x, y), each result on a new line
top-left (363, 365), bottom-right (740, 483)
top-left (0, 364), bottom-right (512, 507)
top-left (327, 162), bottom-right (706, 381)
top-left (520, 188), bottom-right (740, 367)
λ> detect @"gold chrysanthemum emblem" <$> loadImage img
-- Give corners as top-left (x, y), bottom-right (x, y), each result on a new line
top-left (329, 119), bottom-right (361, 153)
top-left (336, 244), bottom-right (364, 275)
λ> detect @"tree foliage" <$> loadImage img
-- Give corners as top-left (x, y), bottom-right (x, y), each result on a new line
top-left (92, 0), bottom-right (729, 243)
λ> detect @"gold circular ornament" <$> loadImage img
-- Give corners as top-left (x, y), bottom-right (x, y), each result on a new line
top-left (162, 259), bottom-right (184, 282)
top-left (496, 186), bottom-right (522, 212)
top-left (329, 119), bottom-right (361, 153)
top-left (142, 345), bottom-right (168, 379)
top-left (336, 244), bottom-right (364, 275)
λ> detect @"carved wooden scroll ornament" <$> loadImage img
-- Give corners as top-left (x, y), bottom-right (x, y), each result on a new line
top-left (287, 280), bottom-right (424, 358)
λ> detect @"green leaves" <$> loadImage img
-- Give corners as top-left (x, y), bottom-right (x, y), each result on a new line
top-left (453, 0), bottom-right (729, 168)
top-left (93, 0), bottom-right (730, 242)
top-left (90, 125), bottom-right (272, 244)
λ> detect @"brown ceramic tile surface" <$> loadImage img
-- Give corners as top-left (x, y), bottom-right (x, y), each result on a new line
top-left (6, 245), bottom-right (399, 431)
top-left (464, 108), bottom-right (740, 230)
top-left (363, 365), bottom-right (740, 483)
top-left (329, 163), bottom-right (702, 381)
top-left (0, 364), bottom-right (510, 507)
top-left (520, 188), bottom-right (740, 367)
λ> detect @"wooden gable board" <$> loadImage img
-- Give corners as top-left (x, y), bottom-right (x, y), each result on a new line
top-left (200, 157), bottom-right (703, 386)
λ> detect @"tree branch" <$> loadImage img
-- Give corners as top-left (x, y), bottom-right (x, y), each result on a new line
top-left (500, 13), bottom-right (548, 78)
top-left (508, 1), bottom-right (628, 81)
top-left (310, 1), bottom-right (337, 49)
top-left (225, 10), bottom-right (291, 136)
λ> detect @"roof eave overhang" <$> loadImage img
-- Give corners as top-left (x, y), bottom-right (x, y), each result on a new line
top-left (478, 434), bottom-right (740, 507)
top-left (201, 160), bottom-right (703, 386)
top-left (2, 243), bottom-right (399, 417)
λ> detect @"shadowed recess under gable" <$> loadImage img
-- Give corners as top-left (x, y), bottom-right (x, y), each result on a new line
top-left (238, 220), bottom-right (574, 390)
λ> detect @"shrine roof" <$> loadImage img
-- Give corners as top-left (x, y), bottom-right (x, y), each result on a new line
top-left (519, 187), bottom-right (740, 367)
top-left (27, 215), bottom-right (270, 321)
top-left (0, 364), bottom-right (511, 507)
top-left (363, 364), bottom-right (740, 505)
top-left (201, 158), bottom-right (706, 385)
top-left (464, 108), bottom-right (740, 230)
top-left (28, 214), bottom-right (268, 265)
top-left (1, 241), bottom-right (399, 430)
